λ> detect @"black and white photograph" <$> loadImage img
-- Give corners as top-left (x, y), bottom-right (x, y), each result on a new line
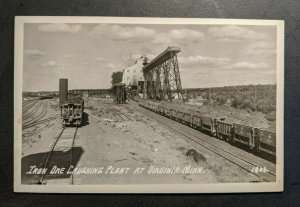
top-left (14, 17), bottom-right (284, 193)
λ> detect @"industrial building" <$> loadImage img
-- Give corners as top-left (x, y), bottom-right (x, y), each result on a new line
top-left (121, 56), bottom-right (148, 96)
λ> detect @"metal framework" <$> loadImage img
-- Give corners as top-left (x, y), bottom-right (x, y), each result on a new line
top-left (143, 46), bottom-right (183, 101)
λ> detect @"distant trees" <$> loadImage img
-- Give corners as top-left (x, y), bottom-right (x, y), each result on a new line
top-left (111, 71), bottom-right (123, 86)
top-left (229, 85), bottom-right (276, 113)
top-left (189, 84), bottom-right (276, 114)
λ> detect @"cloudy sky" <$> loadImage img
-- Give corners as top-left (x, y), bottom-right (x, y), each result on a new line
top-left (23, 23), bottom-right (277, 92)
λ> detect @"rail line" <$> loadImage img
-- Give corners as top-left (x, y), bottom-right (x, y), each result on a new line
top-left (86, 98), bottom-right (133, 121)
top-left (22, 116), bottom-right (58, 130)
top-left (22, 98), bottom-right (42, 112)
top-left (22, 101), bottom-right (48, 129)
top-left (38, 127), bottom-right (78, 185)
top-left (22, 100), bottom-right (38, 112)
top-left (110, 107), bottom-right (133, 121)
top-left (103, 104), bottom-right (133, 121)
top-left (22, 99), bottom-right (37, 108)
top-left (137, 104), bottom-right (276, 182)
top-left (22, 101), bottom-right (43, 120)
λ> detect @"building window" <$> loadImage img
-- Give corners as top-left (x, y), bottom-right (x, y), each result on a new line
top-left (133, 69), bottom-right (136, 73)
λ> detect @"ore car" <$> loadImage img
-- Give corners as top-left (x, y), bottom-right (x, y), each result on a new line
top-left (257, 129), bottom-right (276, 156)
top-left (138, 99), bottom-right (276, 159)
top-left (201, 115), bottom-right (217, 136)
top-left (191, 114), bottom-right (202, 129)
top-left (216, 120), bottom-right (233, 142)
top-left (232, 123), bottom-right (256, 149)
top-left (60, 98), bottom-right (84, 127)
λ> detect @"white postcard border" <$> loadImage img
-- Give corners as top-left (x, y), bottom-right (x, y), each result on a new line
top-left (14, 16), bottom-right (284, 193)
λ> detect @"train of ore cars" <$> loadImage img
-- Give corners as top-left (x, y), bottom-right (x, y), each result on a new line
top-left (138, 100), bottom-right (276, 159)
top-left (60, 97), bottom-right (84, 127)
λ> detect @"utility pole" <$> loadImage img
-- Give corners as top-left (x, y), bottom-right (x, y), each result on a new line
top-left (254, 85), bottom-right (257, 108)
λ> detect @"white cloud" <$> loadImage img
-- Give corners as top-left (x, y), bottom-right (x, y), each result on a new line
top-left (245, 41), bottom-right (276, 56)
top-left (225, 62), bottom-right (269, 70)
top-left (89, 24), bottom-right (156, 42)
top-left (38, 24), bottom-right (82, 34)
top-left (178, 55), bottom-right (271, 79)
top-left (170, 29), bottom-right (205, 44)
top-left (106, 63), bottom-right (116, 69)
top-left (208, 25), bottom-right (269, 42)
top-left (42, 60), bottom-right (56, 67)
top-left (153, 29), bottom-right (204, 45)
top-left (81, 61), bottom-right (91, 65)
top-left (24, 49), bottom-right (47, 57)
top-left (42, 61), bottom-right (71, 68)
top-left (94, 57), bottom-right (104, 61)
top-left (179, 55), bottom-right (231, 68)
top-left (152, 33), bottom-right (170, 44)
top-left (63, 54), bottom-right (77, 58)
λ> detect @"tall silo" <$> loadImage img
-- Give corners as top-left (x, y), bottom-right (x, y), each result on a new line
top-left (59, 78), bottom-right (68, 103)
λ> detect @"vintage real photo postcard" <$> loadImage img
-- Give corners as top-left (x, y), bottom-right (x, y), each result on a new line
top-left (14, 16), bottom-right (284, 193)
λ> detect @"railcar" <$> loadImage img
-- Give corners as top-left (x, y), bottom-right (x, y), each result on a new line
top-left (138, 99), bottom-right (276, 159)
top-left (172, 109), bottom-right (182, 122)
top-left (143, 101), bottom-right (150, 109)
top-left (232, 123), bottom-right (256, 149)
top-left (216, 121), bottom-right (233, 142)
top-left (257, 129), bottom-right (276, 156)
top-left (166, 107), bottom-right (174, 118)
top-left (191, 114), bottom-right (202, 129)
top-left (148, 102), bottom-right (154, 110)
top-left (148, 102), bottom-right (154, 111)
top-left (147, 102), bottom-right (157, 112)
top-left (181, 110), bottom-right (193, 126)
top-left (157, 105), bottom-right (165, 115)
top-left (60, 98), bottom-right (84, 127)
top-left (202, 115), bottom-right (217, 136)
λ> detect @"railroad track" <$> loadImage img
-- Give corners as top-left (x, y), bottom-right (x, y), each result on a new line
top-left (22, 100), bottom-right (37, 112)
top-left (110, 107), bottom-right (133, 121)
top-left (137, 104), bottom-right (276, 182)
top-left (103, 104), bottom-right (133, 121)
top-left (22, 116), bottom-right (58, 130)
top-left (38, 127), bottom-right (78, 185)
top-left (22, 101), bottom-right (43, 120)
top-left (86, 98), bottom-right (133, 121)
top-left (23, 101), bottom-right (49, 129)
top-left (22, 99), bottom-right (37, 108)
